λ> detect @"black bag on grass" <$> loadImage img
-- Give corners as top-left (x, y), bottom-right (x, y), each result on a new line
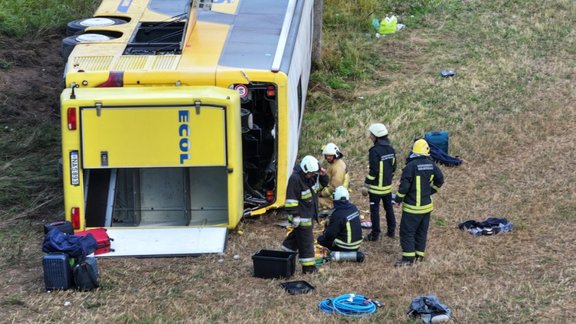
top-left (73, 256), bottom-right (99, 291)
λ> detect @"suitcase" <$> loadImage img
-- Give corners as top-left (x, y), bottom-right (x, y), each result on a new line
top-left (424, 131), bottom-right (449, 154)
top-left (43, 253), bottom-right (74, 291)
top-left (74, 228), bottom-right (114, 255)
top-left (43, 221), bottom-right (74, 235)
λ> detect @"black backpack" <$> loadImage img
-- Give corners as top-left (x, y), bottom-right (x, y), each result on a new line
top-left (73, 257), bottom-right (100, 291)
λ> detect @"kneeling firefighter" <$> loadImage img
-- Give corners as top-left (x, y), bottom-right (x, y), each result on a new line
top-left (317, 186), bottom-right (364, 262)
top-left (282, 155), bottom-right (329, 274)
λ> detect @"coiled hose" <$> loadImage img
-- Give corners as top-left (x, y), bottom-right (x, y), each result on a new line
top-left (318, 294), bottom-right (378, 317)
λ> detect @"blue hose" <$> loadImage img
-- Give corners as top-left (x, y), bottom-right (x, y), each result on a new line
top-left (318, 294), bottom-right (378, 318)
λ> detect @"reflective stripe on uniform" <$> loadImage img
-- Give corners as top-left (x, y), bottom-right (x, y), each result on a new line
top-left (366, 174), bottom-right (376, 180)
top-left (402, 251), bottom-right (416, 257)
top-left (301, 189), bottom-right (312, 199)
top-left (403, 202), bottom-right (433, 214)
top-left (396, 192), bottom-right (406, 198)
top-left (416, 251), bottom-right (425, 257)
top-left (334, 239), bottom-right (362, 250)
top-left (346, 222), bottom-right (351, 243)
top-left (299, 257), bottom-right (316, 266)
top-left (368, 184), bottom-right (392, 195)
top-left (378, 161), bottom-right (384, 187)
top-left (416, 175), bottom-right (421, 206)
top-left (285, 199), bottom-right (298, 208)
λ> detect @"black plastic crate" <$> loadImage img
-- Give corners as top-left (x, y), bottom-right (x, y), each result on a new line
top-left (252, 249), bottom-right (296, 279)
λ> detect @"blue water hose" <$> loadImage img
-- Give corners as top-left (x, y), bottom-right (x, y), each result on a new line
top-left (318, 294), bottom-right (378, 318)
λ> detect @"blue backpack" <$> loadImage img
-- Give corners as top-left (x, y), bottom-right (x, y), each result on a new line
top-left (42, 228), bottom-right (98, 259)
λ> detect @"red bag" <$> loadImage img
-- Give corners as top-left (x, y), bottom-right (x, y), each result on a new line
top-left (74, 228), bottom-right (114, 255)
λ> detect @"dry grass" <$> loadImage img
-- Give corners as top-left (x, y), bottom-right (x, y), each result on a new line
top-left (1, 0), bottom-right (576, 322)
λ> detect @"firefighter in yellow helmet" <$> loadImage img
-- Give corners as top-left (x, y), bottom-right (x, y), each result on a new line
top-left (318, 143), bottom-right (350, 212)
top-left (394, 139), bottom-right (444, 266)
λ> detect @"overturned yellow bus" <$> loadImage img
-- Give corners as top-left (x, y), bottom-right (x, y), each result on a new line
top-left (60, 0), bottom-right (314, 255)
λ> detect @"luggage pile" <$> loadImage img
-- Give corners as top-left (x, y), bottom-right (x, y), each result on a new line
top-left (41, 221), bottom-right (113, 291)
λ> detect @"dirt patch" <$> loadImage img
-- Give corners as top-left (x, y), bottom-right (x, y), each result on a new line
top-left (0, 35), bottom-right (65, 123)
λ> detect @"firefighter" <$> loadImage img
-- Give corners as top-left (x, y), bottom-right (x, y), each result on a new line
top-left (281, 155), bottom-right (329, 274)
top-left (394, 139), bottom-right (444, 266)
top-left (362, 123), bottom-right (397, 241)
top-left (317, 186), bottom-right (363, 252)
top-left (318, 143), bottom-right (350, 212)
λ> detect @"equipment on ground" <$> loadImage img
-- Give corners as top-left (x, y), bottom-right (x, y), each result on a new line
top-left (329, 251), bottom-right (365, 262)
top-left (319, 293), bottom-right (380, 317)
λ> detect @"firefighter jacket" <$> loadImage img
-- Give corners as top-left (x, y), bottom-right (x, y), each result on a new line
top-left (395, 155), bottom-right (444, 214)
top-left (320, 158), bottom-right (350, 198)
top-left (285, 165), bottom-right (329, 225)
top-left (322, 200), bottom-right (363, 250)
top-left (365, 138), bottom-right (396, 195)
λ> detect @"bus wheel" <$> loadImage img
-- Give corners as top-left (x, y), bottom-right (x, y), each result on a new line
top-left (61, 33), bottom-right (114, 60)
top-left (66, 17), bottom-right (129, 36)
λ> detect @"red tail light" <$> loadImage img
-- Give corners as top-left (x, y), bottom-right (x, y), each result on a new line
top-left (266, 190), bottom-right (274, 203)
top-left (97, 71), bottom-right (124, 87)
top-left (67, 108), bottom-right (77, 130)
top-left (71, 207), bottom-right (81, 229)
top-left (266, 85), bottom-right (276, 97)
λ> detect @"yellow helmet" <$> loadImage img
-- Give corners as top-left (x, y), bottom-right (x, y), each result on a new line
top-left (412, 139), bottom-right (430, 155)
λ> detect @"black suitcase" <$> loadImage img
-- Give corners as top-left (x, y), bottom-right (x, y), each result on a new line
top-left (43, 221), bottom-right (74, 235)
top-left (43, 253), bottom-right (74, 291)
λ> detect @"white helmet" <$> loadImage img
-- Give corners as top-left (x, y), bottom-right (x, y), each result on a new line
top-left (300, 155), bottom-right (319, 173)
top-left (368, 123), bottom-right (388, 137)
top-left (333, 186), bottom-right (350, 201)
top-left (322, 143), bottom-right (341, 156)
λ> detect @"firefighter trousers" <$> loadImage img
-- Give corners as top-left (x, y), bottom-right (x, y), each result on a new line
top-left (282, 224), bottom-right (316, 266)
top-left (369, 193), bottom-right (396, 236)
top-left (399, 211), bottom-right (430, 260)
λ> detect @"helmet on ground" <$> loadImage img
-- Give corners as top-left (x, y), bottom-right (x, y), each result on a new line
top-left (368, 123), bottom-right (388, 137)
top-left (333, 186), bottom-right (350, 201)
top-left (322, 143), bottom-right (341, 156)
top-left (412, 139), bottom-right (430, 155)
top-left (300, 155), bottom-right (320, 173)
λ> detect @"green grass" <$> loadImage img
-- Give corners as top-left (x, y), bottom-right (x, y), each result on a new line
top-left (0, 0), bottom-right (98, 37)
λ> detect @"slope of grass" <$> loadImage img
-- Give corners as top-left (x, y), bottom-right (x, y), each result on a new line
top-left (1, 0), bottom-right (575, 322)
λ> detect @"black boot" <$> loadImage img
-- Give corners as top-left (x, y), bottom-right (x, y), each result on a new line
top-left (394, 257), bottom-right (415, 267)
top-left (364, 233), bottom-right (380, 241)
top-left (302, 266), bottom-right (318, 274)
top-left (415, 255), bottom-right (425, 263)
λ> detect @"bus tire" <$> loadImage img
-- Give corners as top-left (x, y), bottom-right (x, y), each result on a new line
top-left (61, 36), bottom-right (79, 60)
top-left (62, 33), bottom-right (116, 60)
top-left (66, 17), bottom-right (128, 36)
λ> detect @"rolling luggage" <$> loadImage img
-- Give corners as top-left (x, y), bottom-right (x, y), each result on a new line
top-left (43, 221), bottom-right (74, 235)
top-left (74, 228), bottom-right (114, 255)
top-left (43, 253), bottom-right (74, 291)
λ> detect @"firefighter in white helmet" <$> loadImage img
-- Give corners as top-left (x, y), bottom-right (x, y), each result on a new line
top-left (318, 143), bottom-right (350, 212)
top-left (362, 123), bottom-right (397, 241)
top-left (281, 155), bottom-right (329, 274)
top-left (317, 186), bottom-right (363, 252)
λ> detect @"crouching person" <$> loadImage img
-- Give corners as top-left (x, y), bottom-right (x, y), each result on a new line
top-left (317, 186), bottom-right (364, 262)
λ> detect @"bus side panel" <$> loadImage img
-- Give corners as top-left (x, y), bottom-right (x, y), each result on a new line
top-left (225, 94), bottom-right (244, 228)
top-left (61, 93), bottom-right (87, 230)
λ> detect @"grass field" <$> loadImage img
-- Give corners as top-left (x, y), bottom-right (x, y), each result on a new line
top-left (0, 0), bottom-right (575, 322)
